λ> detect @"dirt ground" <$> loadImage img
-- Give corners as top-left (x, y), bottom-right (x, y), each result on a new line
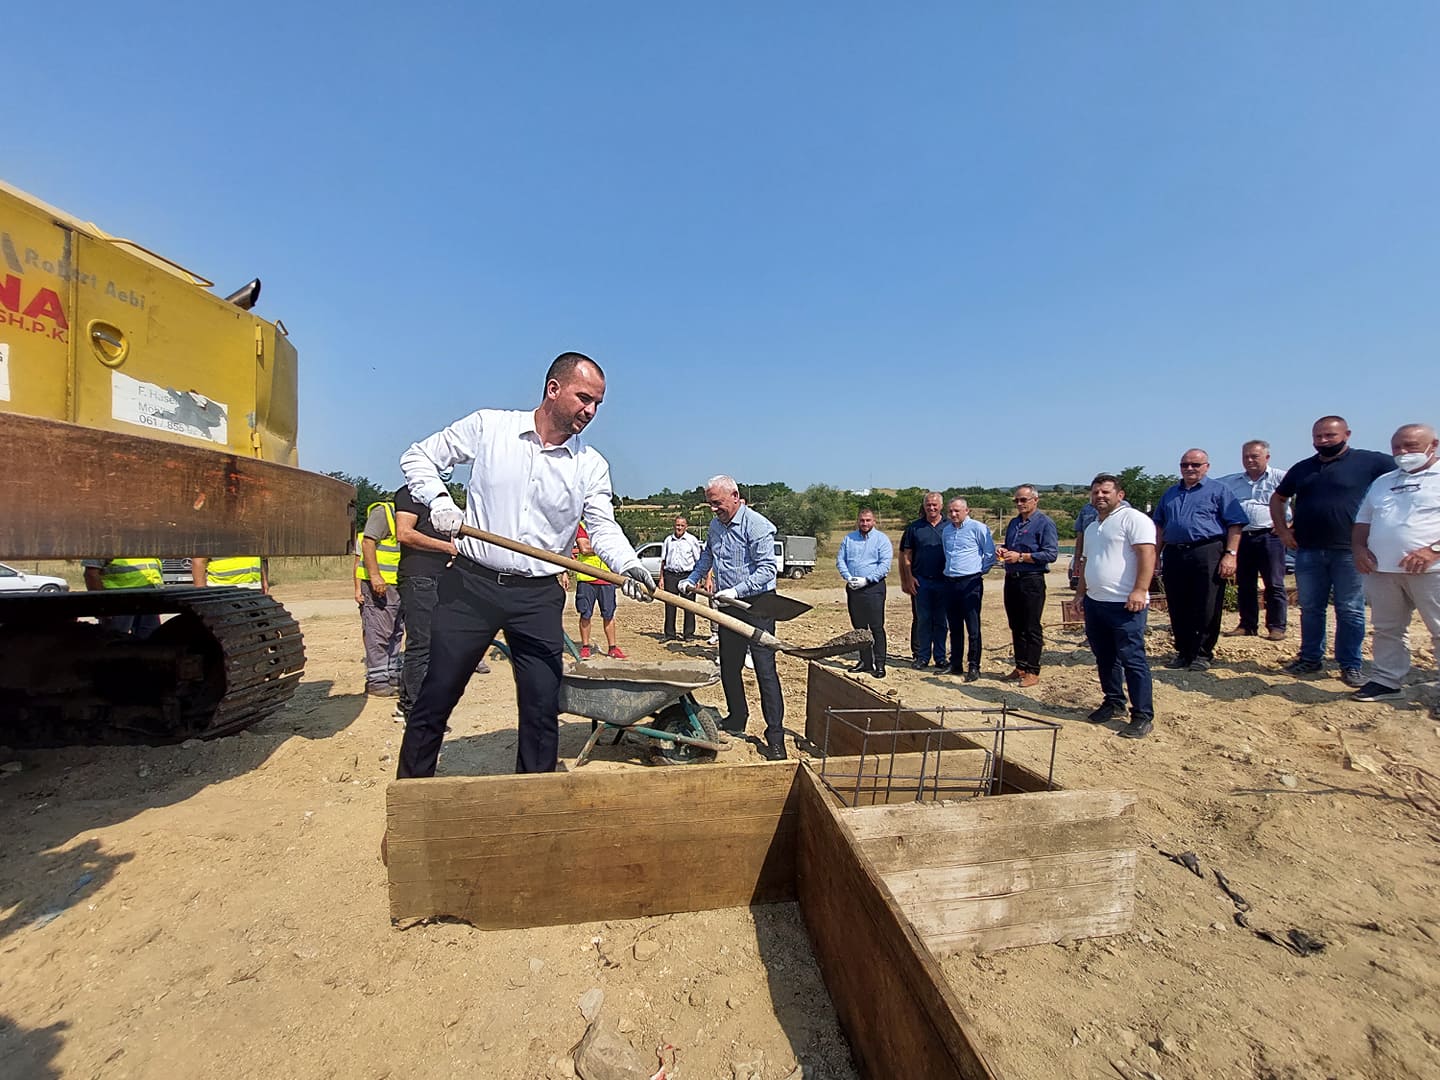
top-left (2, 561), bottom-right (1438, 1079)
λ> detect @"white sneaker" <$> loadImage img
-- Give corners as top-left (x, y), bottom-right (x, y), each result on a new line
top-left (392, 703), bottom-right (405, 723)
top-left (707, 633), bottom-right (719, 645)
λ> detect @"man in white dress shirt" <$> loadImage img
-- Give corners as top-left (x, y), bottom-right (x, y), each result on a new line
top-left (395, 353), bottom-right (656, 776)
top-left (1218, 440), bottom-right (1289, 640)
top-left (660, 516), bottom-right (704, 641)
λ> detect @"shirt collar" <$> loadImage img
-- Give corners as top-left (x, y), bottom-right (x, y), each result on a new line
top-left (522, 410), bottom-right (579, 456)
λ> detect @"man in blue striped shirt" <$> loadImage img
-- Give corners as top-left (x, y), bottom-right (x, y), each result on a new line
top-left (681, 475), bottom-right (787, 760)
top-left (836, 508), bottom-right (894, 678)
top-left (942, 498), bottom-right (998, 682)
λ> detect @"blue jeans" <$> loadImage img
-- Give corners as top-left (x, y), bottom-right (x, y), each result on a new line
top-left (913, 577), bottom-right (948, 665)
top-left (1083, 598), bottom-right (1153, 720)
top-left (1293, 547), bottom-right (1365, 668)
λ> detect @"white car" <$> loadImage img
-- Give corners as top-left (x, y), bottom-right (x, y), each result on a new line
top-left (0, 562), bottom-right (69, 594)
top-left (634, 542), bottom-right (664, 579)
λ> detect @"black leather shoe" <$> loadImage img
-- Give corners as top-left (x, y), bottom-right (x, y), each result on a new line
top-left (719, 716), bottom-right (747, 735)
top-left (871, 667), bottom-right (886, 679)
top-left (964, 668), bottom-right (979, 683)
top-left (911, 659), bottom-right (929, 670)
top-left (1117, 717), bottom-right (1154, 739)
top-left (1087, 703), bottom-right (1122, 724)
top-left (762, 741), bottom-right (787, 761)
top-left (849, 661), bottom-right (874, 674)
top-left (1164, 655), bottom-right (1193, 669)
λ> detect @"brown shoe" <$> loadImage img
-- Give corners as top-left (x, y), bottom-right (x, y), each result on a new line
top-left (1222, 627), bottom-right (1256, 637)
top-left (1265, 629), bottom-right (1287, 641)
top-left (1017, 672), bottom-right (1039, 688)
top-left (1001, 668), bottom-right (1023, 682)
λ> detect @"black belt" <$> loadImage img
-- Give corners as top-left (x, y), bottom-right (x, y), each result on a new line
top-left (1167, 536), bottom-right (1224, 550)
top-left (1242, 528), bottom-right (1274, 535)
top-left (455, 555), bottom-right (558, 587)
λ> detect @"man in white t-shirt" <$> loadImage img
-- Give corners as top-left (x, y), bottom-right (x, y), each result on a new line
top-left (1076, 473), bottom-right (1158, 739)
top-left (1351, 423), bottom-right (1440, 712)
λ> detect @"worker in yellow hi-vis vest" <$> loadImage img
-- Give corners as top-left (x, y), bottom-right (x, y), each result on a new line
top-left (354, 500), bottom-right (405, 697)
top-left (81, 558), bottom-right (163, 638)
top-left (192, 557), bottom-right (269, 593)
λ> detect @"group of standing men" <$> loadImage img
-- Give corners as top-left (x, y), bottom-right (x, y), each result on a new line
top-left (1075, 415), bottom-right (1440, 739)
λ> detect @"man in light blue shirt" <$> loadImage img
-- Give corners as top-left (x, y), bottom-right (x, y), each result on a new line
top-left (836, 508), bottom-right (894, 678)
top-left (942, 498), bottom-right (997, 681)
top-left (1217, 439), bottom-right (1289, 639)
top-left (681, 475), bottom-right (786, 759)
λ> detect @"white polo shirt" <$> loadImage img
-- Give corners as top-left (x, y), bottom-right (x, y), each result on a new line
top-left (1356, 462), bottom-right (1440, 574)
top-left (1082, 506), bottom-right (1157, 602)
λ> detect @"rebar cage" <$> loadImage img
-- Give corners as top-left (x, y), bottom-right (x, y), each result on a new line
top-left (816, 703), bottom-right (1061, 807)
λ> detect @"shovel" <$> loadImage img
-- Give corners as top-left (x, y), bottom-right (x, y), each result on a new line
top-left (455, 525), bottom-right (869, 660)
top-left (694, 586), bottom-right (813, 622)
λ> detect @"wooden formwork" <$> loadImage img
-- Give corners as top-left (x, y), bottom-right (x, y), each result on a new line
top-left (385, 665), bottom-right (1137, 1079)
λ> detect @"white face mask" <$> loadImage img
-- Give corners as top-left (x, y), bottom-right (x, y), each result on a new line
top-left (1394, 452), bottom-right (1432, 472)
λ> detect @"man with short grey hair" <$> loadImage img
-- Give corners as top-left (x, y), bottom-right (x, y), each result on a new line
top-left (1218, 440), bottom-right (1289, 640)
top-left (680, 475), bottom-right (787, 759)
top-left (1351, 423), bottom-right (1440, 711)
top-left (660, 515), bottom-right (704, 641)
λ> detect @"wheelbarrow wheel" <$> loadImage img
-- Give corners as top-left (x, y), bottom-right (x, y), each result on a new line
top-left (648, 701), bottom-right (722, 766)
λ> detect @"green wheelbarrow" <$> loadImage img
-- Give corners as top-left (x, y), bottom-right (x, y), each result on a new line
top-left (561, 658), bottom-right (725, 767)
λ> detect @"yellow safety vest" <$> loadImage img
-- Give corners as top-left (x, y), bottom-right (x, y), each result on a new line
top-left (574, 521), bottom-right (611, 583)
top-left (99, 558), bottom-right (163, 589)
top-left (206, 557), bottom-right (263, 588)
top-left (355, 502), bottom-right (401, 584)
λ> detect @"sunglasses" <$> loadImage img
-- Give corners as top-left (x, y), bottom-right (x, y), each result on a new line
top-left (1180, 463), bottom-right (1207, 469)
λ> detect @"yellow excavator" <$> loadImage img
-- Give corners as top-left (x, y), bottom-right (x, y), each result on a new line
top-left (0, 180), bottom-right (355, 746)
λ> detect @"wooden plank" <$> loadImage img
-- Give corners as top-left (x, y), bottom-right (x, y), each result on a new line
top-left (386, 761), bottom-right (800, 926)
top-left (805, 664), bottom-right (1055, 794)
top-left (813, 749), bottom-right (993, 805)
top-left (841, 790), bottom-right (1137, 955)
top-left (845, 790), bottom-right (1134, 873)
top-left (0, 412), bottom-right (355, 558)
top-left (794, 765), bottom-right (1002, 1080)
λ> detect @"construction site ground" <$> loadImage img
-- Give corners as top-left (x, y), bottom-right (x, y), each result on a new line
top-left (2, 563), bottom-right (1438, 1079)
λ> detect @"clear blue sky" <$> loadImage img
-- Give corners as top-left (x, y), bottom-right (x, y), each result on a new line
top-left (8, 3), bottom-right (1437, 496)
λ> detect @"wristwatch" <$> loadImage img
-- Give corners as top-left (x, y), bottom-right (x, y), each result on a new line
top-left (1429, 542), bottom-right (1440, 554)
top-left (1224, 548), bottom-right (1237, 556)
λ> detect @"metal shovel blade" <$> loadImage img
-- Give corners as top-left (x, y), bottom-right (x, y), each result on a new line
top-left (717, 591), bottom-right (813, 621)
top-left (780, 628), bottom-right (873, 660)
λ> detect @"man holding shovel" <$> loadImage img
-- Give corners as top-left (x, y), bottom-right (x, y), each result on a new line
top-left (394, 352), bottom-right (656, 776)
top-left (679, 475), bottom-right (788, 760)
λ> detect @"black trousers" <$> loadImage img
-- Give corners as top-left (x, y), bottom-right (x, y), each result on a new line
top-left (1236, 530), bottom-right (1287, 632)
top-left (397, 574), bottom-right (439, 716)
top-left (661, 569), bottom-right (697, 639)
top-left (945, 573), bottom-right (984, 672)
top-left (398, 559), bottom-right (564, 778)
top-left (718, 594), bottom-right (784, 747)
top-left (845, 580), bottom-right (887, 670)
top-left (1003, 572), bottom-right (1047, 674)
top-left (1161, 539), bottom-right (1226, 661)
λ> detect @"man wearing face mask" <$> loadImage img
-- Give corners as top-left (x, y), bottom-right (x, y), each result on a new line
top-left (1350, 424), bottom-right (1440, 713)
top-left (1270, 416), bottom-right (1394, 686)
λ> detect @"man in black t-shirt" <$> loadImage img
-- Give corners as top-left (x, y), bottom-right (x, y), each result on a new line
top-left (1269, 415), bottom-right (1394, 685)
top-left (899, 491), bottom-right (949, 669)
top-left (394, 477), bottom-right (476, 723)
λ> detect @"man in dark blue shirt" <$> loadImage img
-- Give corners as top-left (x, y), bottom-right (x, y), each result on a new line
top-left (1153, 449), bottom-right (1248, 670)
top-left (1270, 416), bottom-right (1395, 685)
top-left (997, 485), bottom-right (1059, 687)
top-left (899, 492), bottom-right (948, 669)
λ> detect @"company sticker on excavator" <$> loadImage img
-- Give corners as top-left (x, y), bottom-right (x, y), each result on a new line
top-left (111, 369), bottom-right (228, 443)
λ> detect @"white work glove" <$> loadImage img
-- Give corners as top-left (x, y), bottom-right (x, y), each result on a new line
top-left (619, 563), bottom-right (656, 602)
top-left (847, 576), bottom-right (867, 590)
top-left (715, 587), bottom-right (739, 602)
top-left (676, 579), bottom-right (698, 596)
top-left (429, 494), bottom-right (463, 536)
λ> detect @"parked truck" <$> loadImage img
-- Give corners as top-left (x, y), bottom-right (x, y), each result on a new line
top-left (0, 179), bottom-right (354, 747)
top-left (774, 535), bottom-right (818, 579)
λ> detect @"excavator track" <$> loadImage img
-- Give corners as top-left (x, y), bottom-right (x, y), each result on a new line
top-left (0, 588), bottom-right (305, 747)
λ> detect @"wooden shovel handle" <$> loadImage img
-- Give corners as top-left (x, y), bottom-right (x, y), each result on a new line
top-left (454, 524), bottom-right (776, 645)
